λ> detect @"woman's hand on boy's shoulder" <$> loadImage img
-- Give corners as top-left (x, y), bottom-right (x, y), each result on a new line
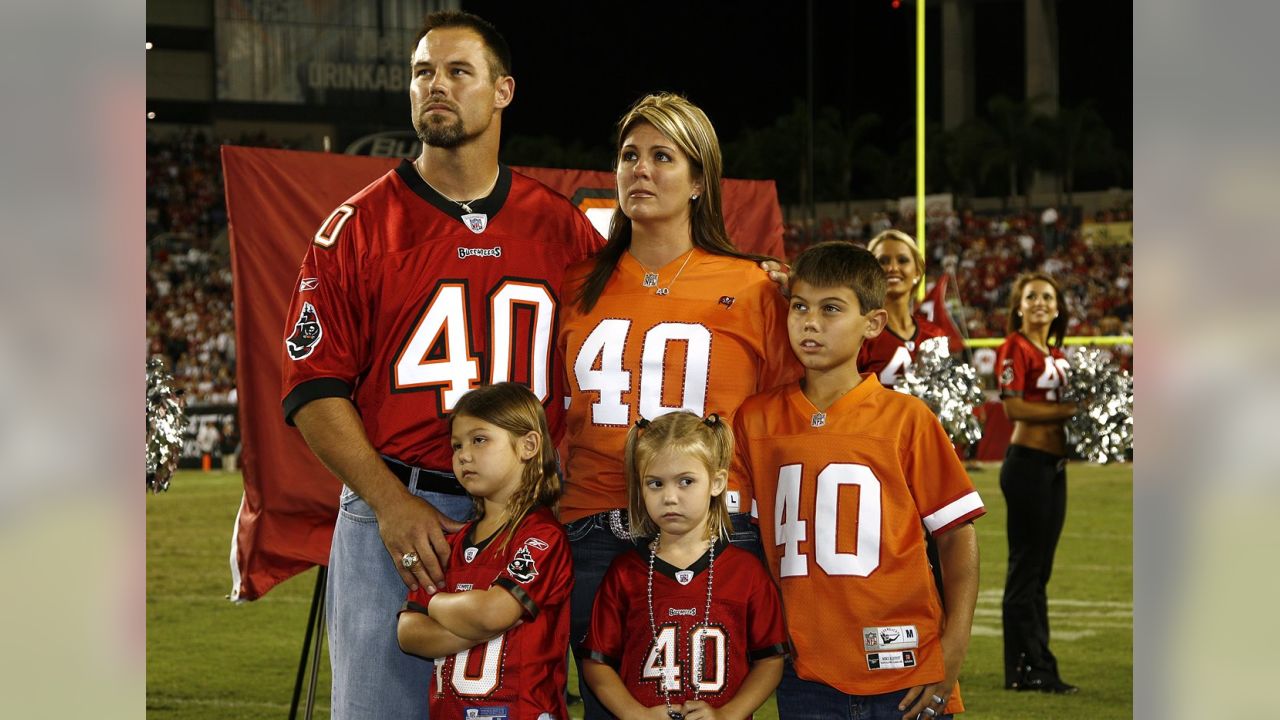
top-left (760, 260), bottom-right (790, 297)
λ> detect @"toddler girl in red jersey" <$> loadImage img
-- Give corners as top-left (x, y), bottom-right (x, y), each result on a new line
top-left (397, 382), bottom-right (572, 720)
top-left (579, 412), bottom-right (787, 720)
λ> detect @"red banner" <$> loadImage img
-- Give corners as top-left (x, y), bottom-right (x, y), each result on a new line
top-left (223, 146), bottom-right (783, 600)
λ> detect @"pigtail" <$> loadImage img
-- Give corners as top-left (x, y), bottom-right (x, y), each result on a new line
top-left (624, 417), bottom-right (652, 538)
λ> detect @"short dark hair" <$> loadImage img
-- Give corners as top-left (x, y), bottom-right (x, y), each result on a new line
top-left (789, 240), bottom-right (886, 313)
top-left (416, 10), bottom-right (512, 81)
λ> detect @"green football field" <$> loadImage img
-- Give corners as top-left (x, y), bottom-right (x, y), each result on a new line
top-left (146, 463), bottom-right (1131, 719)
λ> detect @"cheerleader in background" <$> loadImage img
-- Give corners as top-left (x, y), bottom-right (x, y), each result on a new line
top-left (996, 272), bottom-right (1080, 695)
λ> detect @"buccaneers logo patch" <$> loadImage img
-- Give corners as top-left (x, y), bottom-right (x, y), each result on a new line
top-left (507, 545), bottom-right (539, 584)
top-left (999, 359), bottom-right (1016, 388)
top-left (286, 302), bottom-right (323, 360)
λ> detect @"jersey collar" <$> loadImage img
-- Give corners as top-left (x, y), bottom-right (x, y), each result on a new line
top-left (646, 537), bottom-right (729, 581)
top-left (396, 160), bottom-right (513, 224)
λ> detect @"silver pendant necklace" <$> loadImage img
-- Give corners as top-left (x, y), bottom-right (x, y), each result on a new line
top-left (647, 533), bottom-right (716, 720)
top-left (639, 249), bottom-right (695, 297)
top-left (420, 169), bottom-right (499, 231)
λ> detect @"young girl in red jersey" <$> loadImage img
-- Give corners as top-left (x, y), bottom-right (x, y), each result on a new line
top-left (398, 382), bottom-right (573, 719)
top-left (579, 412), bottom-right (787, 720)
top-left (858, 229), bottom-right (949, 388)
top-left (995, 273), bottom-right (1081, 694)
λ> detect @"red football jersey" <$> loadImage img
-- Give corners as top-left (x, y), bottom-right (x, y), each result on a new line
top-left (734, 377), bottom-right (985, 697)
top-left (403, 506), bottom-right (573, 720)
top-left (579, 542), bottom-right (788, 714)
top-left (995, 332), bottom-right (1070, 403)
top-left (280, 161), bottom-right (603, 470)
top-left (857, 317), bottom-right (948, 389)
top-left (558, 250), bottom-right (799, 522)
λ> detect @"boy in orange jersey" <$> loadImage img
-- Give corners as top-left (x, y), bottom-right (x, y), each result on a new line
top-left (733, 241), bottom-right (984, 720)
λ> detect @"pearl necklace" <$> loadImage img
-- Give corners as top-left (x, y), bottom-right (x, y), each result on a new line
top-left (647, 534), bottom-right (716, 720)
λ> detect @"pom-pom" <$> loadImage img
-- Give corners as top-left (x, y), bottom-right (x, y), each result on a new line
top-left (896, 337), bottom-right (985, 445)
top-left (1062, 348), bottom-right (1133, 464)
top-left (147, 356), bottom-right (188, 492)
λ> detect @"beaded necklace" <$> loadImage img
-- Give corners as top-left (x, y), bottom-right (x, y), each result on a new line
top-left (646, 534), bottom-right (716, 720)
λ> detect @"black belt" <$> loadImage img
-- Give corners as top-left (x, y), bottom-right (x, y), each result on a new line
top-left (382, 457), bottom-right (468, 496)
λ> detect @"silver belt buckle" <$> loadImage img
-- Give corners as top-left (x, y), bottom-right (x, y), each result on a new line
top-left (606, 509), bottom-right (631, 540)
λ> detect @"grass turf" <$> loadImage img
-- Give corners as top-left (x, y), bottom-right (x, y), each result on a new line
top-left (147, 462), bottom-right (1131, 718)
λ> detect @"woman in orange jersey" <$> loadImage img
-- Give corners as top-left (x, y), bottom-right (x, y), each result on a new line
top-left (996, 272), bottom-right (1080, 695)
top-left (558, 92), bottom-right (798, 720)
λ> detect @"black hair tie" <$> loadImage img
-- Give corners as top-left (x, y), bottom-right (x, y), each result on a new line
top-left (635, 417), bottom-right (651, 429)
top-left (703, 413), bottom-right (720, 427)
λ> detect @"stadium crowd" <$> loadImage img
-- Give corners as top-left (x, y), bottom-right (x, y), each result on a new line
top-left (146, 129), bottom-right (289, 405)
top-left (783, 206), bottom-right (1133, 342)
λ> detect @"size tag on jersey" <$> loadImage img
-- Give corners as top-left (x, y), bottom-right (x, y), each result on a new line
top-left (463, 706), bottom-right (509, 719)
top-left (862, 624), bottom-right (919, 651)
top-left (866, 650), bottom-right (916, 670)
top-left (725, 490), bottom-right (740, 513)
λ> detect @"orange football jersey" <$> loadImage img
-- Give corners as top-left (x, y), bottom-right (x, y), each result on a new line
top-left (558, 249), bottom-right (799, 523)
top-left (734, 376), bottom-right (985, 697)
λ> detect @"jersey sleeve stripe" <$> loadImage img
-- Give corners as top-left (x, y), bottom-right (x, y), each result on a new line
top-left (748, 642), bottom-right (791, 662)
top-left (493, 577), bottom-right (540, 620)
top-left (923, 491), bottom-right (986, 535)
top-left (282, 377), bottom-right (354, 425)
top-left (577, 648), bottom-right (619, 668)
top-left (398, 600), bottom-right (430, 616)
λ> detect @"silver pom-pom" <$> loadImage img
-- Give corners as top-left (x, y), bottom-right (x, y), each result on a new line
top-left (1062, 348), bottom-right (1133, 464)
top-left (896, 337), bottom-right (985, 445)
top-left (147, 356), bottom-right (188, 492)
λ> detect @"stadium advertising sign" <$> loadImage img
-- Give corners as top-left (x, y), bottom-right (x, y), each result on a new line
top-left (215, 0), bottom-right (420, 105)
top-left (345, 130), bottom-right (421, 158)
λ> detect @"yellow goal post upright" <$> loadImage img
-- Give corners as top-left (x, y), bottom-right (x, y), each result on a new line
top-left (916, 0), bottom-right (927, 304)
top-left (964, 336), bottom-right (1135, 348)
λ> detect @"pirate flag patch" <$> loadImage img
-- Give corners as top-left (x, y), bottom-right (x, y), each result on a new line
top-left (287, 302), bottom-right (323, 360)
top-left (507, 545), bottom-right (538, 584)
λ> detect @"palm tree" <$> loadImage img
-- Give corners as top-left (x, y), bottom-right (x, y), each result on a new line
top-left (984, 94), bottom-right (1051, 210)
top-left (1042, 100), bottom-right (1123, 208)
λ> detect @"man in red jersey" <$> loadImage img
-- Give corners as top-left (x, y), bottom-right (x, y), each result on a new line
top-left (279, 11), bottom-right (601, 718)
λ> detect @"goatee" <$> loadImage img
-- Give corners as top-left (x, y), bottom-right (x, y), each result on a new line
top-left (417, 117), bottom-right (465, 149)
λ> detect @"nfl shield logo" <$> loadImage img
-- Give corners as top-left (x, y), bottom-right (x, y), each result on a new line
top-left (675, 570), bottom-right (694, 585)
top-left (462, 213), bottom-right (488, 234)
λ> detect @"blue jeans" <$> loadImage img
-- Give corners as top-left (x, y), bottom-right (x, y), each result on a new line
top-left (567, 511), bottom-right (638, 720)
top-left (326, 477), bottom-right (473, 720)
top-left (776, 661), bottom-right (952, 720)
top-left (728, 511), bottom-right (764, 561)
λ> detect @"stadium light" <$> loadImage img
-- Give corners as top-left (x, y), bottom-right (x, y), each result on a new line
top-left (147, 112), bottom-right (156, 120)
top-left (146, 41), bottom-right (153, 50)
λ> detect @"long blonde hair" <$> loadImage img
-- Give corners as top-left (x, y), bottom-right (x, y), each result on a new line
top-left (449, 382), bottom-right (560, 551)
top-left (623, 411), bottom-right (733, 541)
